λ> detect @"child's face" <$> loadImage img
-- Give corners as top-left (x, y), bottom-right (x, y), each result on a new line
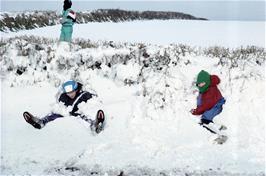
top-left (66, 90), bottom-right (77, 99)
top-left (197, 82), bottom-right (206, 87)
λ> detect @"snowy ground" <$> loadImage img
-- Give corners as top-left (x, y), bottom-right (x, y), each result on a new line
top-left (2, 20), bottom-right (265, 47)
top-left (1, 20), bottom-right (265, 175)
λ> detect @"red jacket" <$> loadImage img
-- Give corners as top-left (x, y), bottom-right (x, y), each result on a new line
top-left (193, 75), bottom-right (223, 115)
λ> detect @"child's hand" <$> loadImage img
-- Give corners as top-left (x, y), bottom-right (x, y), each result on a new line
top-left (190, 109), bottom-right (197, 115)
top-left (193, 90), bottom-right (198, 94)
top-left (59, 18), bottom-right (65, 24)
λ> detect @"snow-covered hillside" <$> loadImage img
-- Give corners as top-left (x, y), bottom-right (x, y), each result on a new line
top-left (2, 20), bottom-right (265, 47)
top-left (0, 10), bottom-right (206, 32)
top-left (1, 20), bottom-right (265, 175)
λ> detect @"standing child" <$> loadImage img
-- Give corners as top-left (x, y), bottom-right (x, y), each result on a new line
top-left (190, 70), bottom-right (227, 135)
top-left (59, 0), bottom-right (76, 43)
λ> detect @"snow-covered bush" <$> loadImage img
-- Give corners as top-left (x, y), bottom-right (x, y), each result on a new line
top-left (1, 36), bottom-right (265, 86)
top-left (204, 45), bottom-right (266, 68)
top-left (1, 36), bottom-right (264, 120)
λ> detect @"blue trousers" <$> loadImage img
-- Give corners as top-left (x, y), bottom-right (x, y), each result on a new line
top-left (41, 113), bottom-right (93, 126)
top-left (197, 96), bottom-right (226, 121)
top-left (42, 113), bottom-right (63, 125)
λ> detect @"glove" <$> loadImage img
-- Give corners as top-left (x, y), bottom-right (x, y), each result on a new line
top-left (190, 109), bottom-right (197, 115)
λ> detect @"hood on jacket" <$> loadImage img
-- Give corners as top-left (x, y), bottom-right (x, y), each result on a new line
top-left (75, 82), bottom-right (83, 93)
top-left (210, 75), bottom-right (220, 86)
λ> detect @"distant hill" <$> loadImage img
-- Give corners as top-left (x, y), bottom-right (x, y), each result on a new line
top-left (0, 9), bottom-right (207, 32)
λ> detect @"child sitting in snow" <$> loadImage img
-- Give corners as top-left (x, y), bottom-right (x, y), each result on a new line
top-left (190, 70), bottom-right (227, 134)
top-left (59, 0), bottom-right (76, 42)
top-left (23, 80), bottom-right (105, 133)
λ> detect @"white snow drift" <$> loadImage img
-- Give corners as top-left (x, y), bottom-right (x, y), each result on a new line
top-left (0, 20), bottom-right (265, 175)
top-left (2, 20), bottom-right (265, 48)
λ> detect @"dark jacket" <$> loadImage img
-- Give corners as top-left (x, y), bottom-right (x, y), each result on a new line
top-left (58, 82), bottom-right (93, 116)
top-left (193, 75), bottom-right (223, 115)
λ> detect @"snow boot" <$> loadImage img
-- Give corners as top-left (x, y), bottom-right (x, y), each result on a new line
top-left (23, 112), bottom-right (44, 129)
top-left (94, 110), bottom-right (105, 134)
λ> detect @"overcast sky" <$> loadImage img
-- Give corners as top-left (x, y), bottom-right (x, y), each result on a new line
top-left (1, 1), bottom-right (265, 21)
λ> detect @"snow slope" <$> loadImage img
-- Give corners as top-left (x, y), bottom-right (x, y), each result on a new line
top-left (2, 20), bottom-right (265, 48)
top-left (1, 20), bottom-right (265, 175)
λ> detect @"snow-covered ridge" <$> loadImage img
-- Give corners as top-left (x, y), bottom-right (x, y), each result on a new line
top-left (3, 20), bottom-right (264, 48)
top-left (0, 9), bottom-right (207, 32)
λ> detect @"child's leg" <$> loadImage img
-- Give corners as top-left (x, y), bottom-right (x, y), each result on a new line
top-left (200, 98), bottom-right (226, 134)
top-left (201, 108), bottom-right (223, 134)
top-left (79, 110), bottom-right (105, 134)
top-left (59, 29), bottom-right (66, 42)
top-left (64, 32), bottom-right (72, 42)
top-left (41, 113), bottom-right (64, 125)
top-left (202, 98), bottom-right (225, 121)
top-left (79, 115), bottom-right (94, 126)
top-left (79, 111), bottom-right (105, 127)
top-left (64, 27), bottom-right (73, 42)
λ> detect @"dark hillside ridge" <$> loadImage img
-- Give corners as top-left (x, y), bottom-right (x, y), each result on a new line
top-left (0, 9), bottom-right (207, 32)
